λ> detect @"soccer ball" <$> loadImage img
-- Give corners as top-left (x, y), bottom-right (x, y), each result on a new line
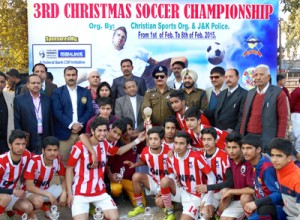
top-left (206, 42), bottom-right (225, 65)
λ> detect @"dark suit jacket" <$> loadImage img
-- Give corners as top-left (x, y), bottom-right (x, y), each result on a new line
top-left (21, 81), bottom-right (57, 97)
top-left (14, 92), bottom-right (53, 152)
top-left (111, 75), bottom-right (147, 99)
top-left (214, 86), bottom-right (248, 131)
top-left (52, 85), bottom-right (93, 140)
top-left (115, 95), bottom-right (144, 131)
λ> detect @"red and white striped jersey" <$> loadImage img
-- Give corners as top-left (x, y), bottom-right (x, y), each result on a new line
top-left (67, 140), bottom-right (118, 196)
top-left (186, 125), bottom-right (228, 150)
top-left (167, 149), bottom-right (212, 197)
top-left (162, 139), bottom-right (174, 149)
top-left (23, 154), bottom-right (65, 190)
top-left (176, 112), bottom-right (211, 131)
top-left (201, 148), bottom-right (230, 184)
top-left (0, 150), bottom-right (31, 189)
top-left (140, 146), bottom-right (171, 185)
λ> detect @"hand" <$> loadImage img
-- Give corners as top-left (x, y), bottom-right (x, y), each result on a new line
top-left (59, 191), bottom-right (67, 207)
top-left (72, 123), bottom-right (83, 133)
top-left (124, 161), bottom-right (135, 169)
top-left (244, 201), bottom-right (257, 213)
top-left (13, 189), bottom-right (25, 198)
top-left (90, 153), bottom-right (98, 168)
top-left (67, 194), bottom-right (74, 208)
top-left (47, 193), bottom-right (58, 205)
top-left (109, 173), bottom-right (120, 183)
top-left (195, 184), bottom-right (207, 194)
top-left (221, 189), bottom-right (232, 200)
top-left (137, 131), bottom-right (146, 142)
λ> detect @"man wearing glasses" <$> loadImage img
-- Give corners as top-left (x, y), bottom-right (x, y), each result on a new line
top-left (141, 66), bottom-right (175, 126)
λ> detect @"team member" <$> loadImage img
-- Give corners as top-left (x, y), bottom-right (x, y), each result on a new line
top-left (160, 131), bottom-right (216, 220)
top-left (23, 136), bottom-right (66, 218)
top-left (184, 106), bottom-right (227, 150)
top-left (124, 127), bottom-right (171, 218)
top-left (66, 117), bottom-right (145, 220)
top-left (241, 134), bottom-right (286, 220)
top-left (199, 127), bottom-right (230, 219)
top-left (269, 138), bottom-right (300, 219)
top-left (0, 130), bottom-right (33, 220)
top-left (162, 116), bottom-right (179, 149)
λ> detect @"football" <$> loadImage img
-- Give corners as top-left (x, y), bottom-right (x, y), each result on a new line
top-left (206, 42), bottom-right (225, 65)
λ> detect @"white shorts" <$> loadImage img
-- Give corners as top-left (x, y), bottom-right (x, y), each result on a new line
top-left (145, 175), bottom-right (160, 196)
top-left (201, 192), bottom-right (221, 209)
top-left (5, 195), bottom-right (19, 211)
top-left (26, 184), bottom-right (62, 202)
top-left (72, 193), bottom-right (117, 217)
top-left (221, 200), bottom-right (244, 218)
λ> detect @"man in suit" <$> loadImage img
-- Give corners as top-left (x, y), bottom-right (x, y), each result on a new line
top-left (167, 61), bottom-right (185, 90)
top-left (14, 74), bottom-right (53, 154)
top-left (240, 64), bottom-right (289, 154)
top-left (111, 58), bottom-right (147, 99)
top-left (215, 68), bottom-right (248, 133)
top-left (115, 79), bottom-right (144, 131)
top-left (0, 72), bottom-right (14, 153)
top-left (21, 63), bottom-right (57, 97)
top-left (52, 66), bottom-right (93, 163)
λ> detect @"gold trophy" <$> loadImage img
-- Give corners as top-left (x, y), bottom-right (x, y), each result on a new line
top-left (143, 107), bottom-right (153, 131)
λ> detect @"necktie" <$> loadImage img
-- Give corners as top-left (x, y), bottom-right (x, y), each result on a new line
top-left (227, 90), bottom-right (231, 96)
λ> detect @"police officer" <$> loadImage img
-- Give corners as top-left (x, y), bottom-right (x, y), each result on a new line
top-left (181, 68), bottom-right (208, 112)
top-left (141, 66), bottom-right (175, 126)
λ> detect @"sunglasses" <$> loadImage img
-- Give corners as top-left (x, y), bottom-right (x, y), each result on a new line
top-left (154, 75), bottom-right (166, 79)
top-left (210, 75), bottom-right (221, 80)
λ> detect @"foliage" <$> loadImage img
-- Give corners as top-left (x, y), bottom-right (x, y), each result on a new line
top-left (0, 0), bottom-right (28, 73)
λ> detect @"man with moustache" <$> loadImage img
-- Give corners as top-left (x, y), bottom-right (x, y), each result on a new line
top-left (167, 61), bottom-right (185, 90)
top-left (181, 68), bottom-right (208, 112)
top-left (111, 58), bottom-right (147, 99)
top-left (52, 66), bottom-right (93, 164)
top-left (86, 70), bottom-right (101, 115)
top-left (215, 68), bottom-right (248, 133)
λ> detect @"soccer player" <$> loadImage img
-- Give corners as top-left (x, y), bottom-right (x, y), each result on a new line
top-left (241, 134), bottom-right (286, 220)
top-left (169, 90), bottom-right (210, 130)
top-left (160, 131), bottom-right (216, 220)
top-left (199, 127), bottom-right (230, 219)
top-left (269, 138), bottom-right (300, 219)
top-left (184, 106), bottom-right (227, 150)
top-left (198, 132), bottom-right (254, 220)
top-left (124, 126), bottom-right (172, 218)
top-left (0, 130), bottom-right (33, 219)
top-left (23, 136), bottom-right (67, 218)
top-left (162, 116), bottom-right (179, 149)
top-left (66, 117), bottom-right (145, 220)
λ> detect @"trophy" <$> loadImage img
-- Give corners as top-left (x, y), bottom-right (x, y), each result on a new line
top-left (93, 207), bottom-right (104, 220)
top-left (49, 205), bottom-right (60, 220)
top-left (116, 166), bottom-right (125, 183)
top-left (143, 107), bottom-right (152, 131)
top-left (143, 207), bottom-right (154, 220)
top-left (21, 213), bottom-right (28, 220)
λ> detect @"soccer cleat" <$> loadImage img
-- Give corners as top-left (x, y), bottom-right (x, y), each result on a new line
top-left (164, 212), bottom-right (175, 220)
top-left (127, 206), bottom-right (145, 217)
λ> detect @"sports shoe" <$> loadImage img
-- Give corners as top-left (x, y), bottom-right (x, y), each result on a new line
top-left (127, 206), bottom-right (145, 217)
top-left (164, 212), bottom-right (175, 220)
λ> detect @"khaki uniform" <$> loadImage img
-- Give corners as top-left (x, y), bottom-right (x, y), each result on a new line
top-left (141, 86), bottom-right (175, 125)
top-left (183, 88), bottom-right (208, 112)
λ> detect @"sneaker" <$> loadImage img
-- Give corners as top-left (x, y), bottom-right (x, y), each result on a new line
top-left (127, 206), bottom-right (145, 217)
top-left (164, 212), bottom-right (175, 220)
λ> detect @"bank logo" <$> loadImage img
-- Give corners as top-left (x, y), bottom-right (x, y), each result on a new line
top-left (242, 35), bottom-right (263, 57)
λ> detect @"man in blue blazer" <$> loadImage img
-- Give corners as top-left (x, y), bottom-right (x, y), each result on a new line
top-left (52, 66), bottom-right (93, 163)
top-left (111, 58), bottom-right (147, 99)
top-left (14, 74), bottom-right (53, 154)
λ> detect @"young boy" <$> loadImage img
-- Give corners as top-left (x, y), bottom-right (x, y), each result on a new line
top-left (66, 117), bottom-right (145, 220)
top-left (241, 134), bottom-right (285, 220)
top-left (162, 116), bottom-right (179, 149)
top-left (23, 136), bottom-right (67, 218)
top-left (184, 106), bottom-right (227, 150)
top-left (160, 131), bottom-right (216, 220)
top-left (124, 126), bottom-right (172, 218)
top-left (269, 138), bottom-right (300, 219)
top-left (0, 130), bottom-right (33, 219)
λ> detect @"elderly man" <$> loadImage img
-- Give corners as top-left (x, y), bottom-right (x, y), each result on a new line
top-left (87, 70), bottom-right (101, 115)
top-left (240, 64), bottom-right (289, 154)
top-left (141, 66), bottom-right (174, 126)
top-left (181, 68), bottom-right (208, 112)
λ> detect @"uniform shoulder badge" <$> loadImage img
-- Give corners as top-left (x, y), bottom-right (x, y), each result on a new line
top-left (146, 88), bottom-right (156, 93)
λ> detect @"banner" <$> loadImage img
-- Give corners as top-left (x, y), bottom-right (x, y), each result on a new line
top-left (28, 0), bottom-right (279, 89)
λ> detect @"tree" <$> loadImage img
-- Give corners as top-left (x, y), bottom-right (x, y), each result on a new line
top-left (0, 0), bottom-right (28, 73)
top-left (281, 0), bottom-right (300, 62)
